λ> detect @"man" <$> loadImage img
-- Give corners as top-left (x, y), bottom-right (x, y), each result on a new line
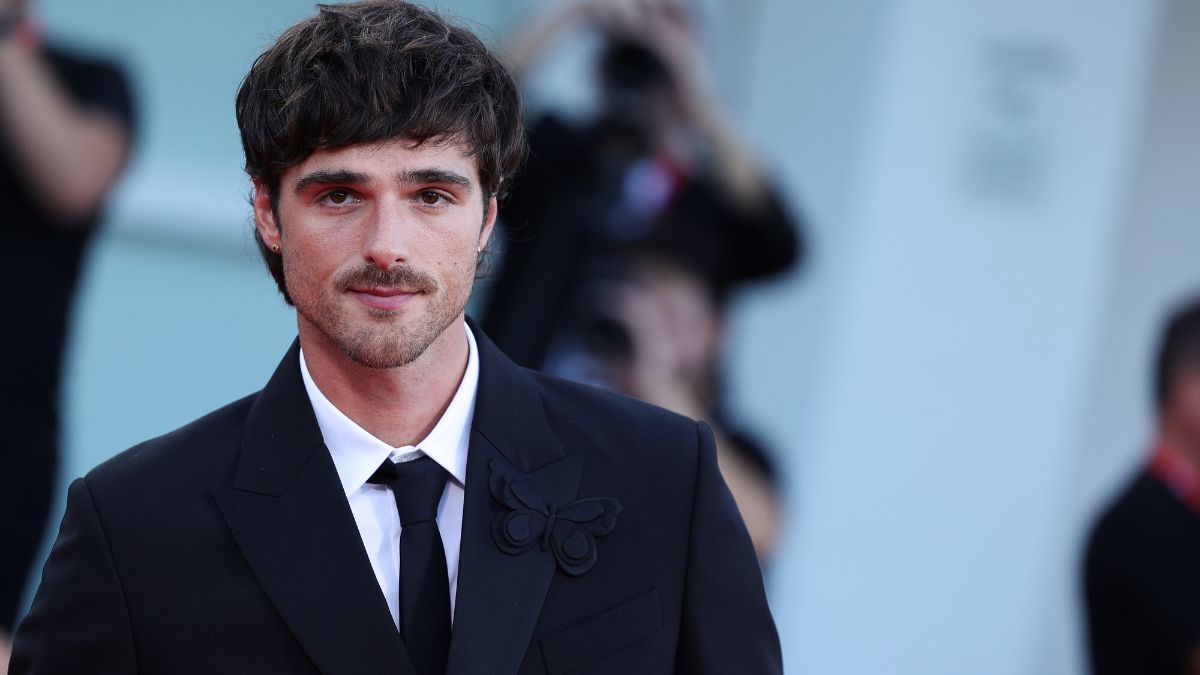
top-left (0, 0), bottom-right (133, 665)
top-left (1085, 296), bottom-right (1200, 675)
top-left (10, 2), bottom-right (780, 674)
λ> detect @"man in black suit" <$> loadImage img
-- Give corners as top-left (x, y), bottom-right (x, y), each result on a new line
top-left (10, 2), bottom-right (781, 673)
top-left (1085, 297), bottom-right (1200, 675)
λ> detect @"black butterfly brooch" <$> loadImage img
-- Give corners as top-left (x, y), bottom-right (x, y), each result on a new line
top-left (489, 459), bottom-right (622, 576)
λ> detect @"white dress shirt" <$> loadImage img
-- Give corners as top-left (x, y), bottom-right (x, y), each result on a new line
top-left (299, 323), bottom-right (478, 629)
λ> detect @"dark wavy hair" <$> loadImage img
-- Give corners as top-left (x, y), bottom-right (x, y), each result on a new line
top-left (1155, 296), bottom-right (1200, 412)
top-left (235, 0), bottom-right (526, 303)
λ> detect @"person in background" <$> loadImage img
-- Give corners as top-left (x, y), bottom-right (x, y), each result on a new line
top-left (0, 0), bottom-right (134, 667)
top-left (483, 0), bottom-right (802, 560)
top-left (1085, 296), bottom-right (1200, 675)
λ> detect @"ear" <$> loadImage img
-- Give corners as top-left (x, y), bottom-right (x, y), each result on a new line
top-left (252, 178), bottom-right (282, 249)
top-left (479, 193), bottom-right (498, 252)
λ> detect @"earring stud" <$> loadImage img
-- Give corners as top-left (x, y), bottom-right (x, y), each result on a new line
top-left (271, 243), bottom-right (280, 253)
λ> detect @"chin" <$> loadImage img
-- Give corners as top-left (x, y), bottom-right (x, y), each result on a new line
top-left (338, 317), bottom-right (455, 369)
top-left (338, 333), bottom-right (422, 369)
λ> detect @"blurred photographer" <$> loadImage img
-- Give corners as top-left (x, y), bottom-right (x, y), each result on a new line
top-left (0, 0), bottom-right (134, 663)
top-left (484, 0), bottom-right (801, 560)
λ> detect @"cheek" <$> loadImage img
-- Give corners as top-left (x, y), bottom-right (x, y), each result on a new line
top-left (281, 238), bottom-right (347, 297)
top-left (286, 224), bottom-right (357, 268)
top-left (427, 230), bottom-right (483, 269)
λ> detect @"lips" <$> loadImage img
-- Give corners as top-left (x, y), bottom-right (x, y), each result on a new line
top-left (350, 286), bottom-right (421, 311)
top-left (336, 264), bottom-right (437, 312)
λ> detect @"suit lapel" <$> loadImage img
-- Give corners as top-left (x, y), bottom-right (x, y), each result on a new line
top-left (212, 340), bottom-right (415, 675)
top-left (446, 326), bottom-right (582, 675)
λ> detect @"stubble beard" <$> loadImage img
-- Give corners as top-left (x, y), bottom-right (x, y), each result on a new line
top-left (286, 253), bottom-right (477, 370)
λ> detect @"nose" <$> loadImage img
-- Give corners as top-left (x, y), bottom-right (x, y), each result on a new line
top-left (362, 197), bottom-right (411, 269)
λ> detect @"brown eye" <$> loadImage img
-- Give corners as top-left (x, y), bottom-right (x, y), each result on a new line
top-left (420, 191), bottom-right (444, 205)
top-left (327, 190), bottom-right (350, 205)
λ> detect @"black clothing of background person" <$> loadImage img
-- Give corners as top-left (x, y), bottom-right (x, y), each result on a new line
top-left (1085, 470), bottom-right (1200, 675)
top-left (0, 42), bottom-right (134, 631)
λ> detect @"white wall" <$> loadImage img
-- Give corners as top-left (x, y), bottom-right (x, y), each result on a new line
top-left (734, 1), bottom-right (1173, 673)
top-left (1037, 0), bottom-right (1200, 671)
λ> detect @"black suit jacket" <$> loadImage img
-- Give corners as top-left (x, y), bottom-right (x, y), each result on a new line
top-left (12, 327), bottom-right (781, 674)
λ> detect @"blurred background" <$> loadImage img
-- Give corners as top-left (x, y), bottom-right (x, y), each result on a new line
top-left (7, 0), bottom-right (1200, 672)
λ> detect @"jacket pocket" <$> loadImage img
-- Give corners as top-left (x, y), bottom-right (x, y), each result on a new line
top-left (540, 588), bottom-right (662, 674)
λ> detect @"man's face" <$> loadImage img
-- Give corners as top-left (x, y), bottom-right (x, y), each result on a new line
top-left (254, 136), bottom-right (495, 369)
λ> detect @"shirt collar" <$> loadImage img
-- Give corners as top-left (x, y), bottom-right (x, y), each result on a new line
top-left (300, 323), bottom-right (479, 496)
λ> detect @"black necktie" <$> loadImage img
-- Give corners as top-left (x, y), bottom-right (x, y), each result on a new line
top-left (367, 455), bottom-right (451, 675)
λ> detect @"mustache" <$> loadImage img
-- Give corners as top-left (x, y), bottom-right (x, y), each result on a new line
top-left (335, 264), bottom-right (438, 293)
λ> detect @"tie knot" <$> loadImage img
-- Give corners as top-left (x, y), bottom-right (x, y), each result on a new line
top-left (367, 455), bottom-right (447, 526)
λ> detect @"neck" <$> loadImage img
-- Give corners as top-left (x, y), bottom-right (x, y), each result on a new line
top-left (299, 316), bottom-right (469, 447)
top-left (1159, 416), bottom-right (1200, 469)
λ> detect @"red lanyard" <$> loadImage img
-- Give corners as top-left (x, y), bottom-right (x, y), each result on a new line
top-left (1147, 439), bottom-right (1200, 516)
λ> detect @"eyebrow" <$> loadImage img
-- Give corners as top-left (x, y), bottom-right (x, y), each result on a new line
top-left (398, 168), bottom-right (473, 191)
top-left (292, 167), bottom-right (475, 194)
top-left (293, 169), bottom-right (369, 194)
